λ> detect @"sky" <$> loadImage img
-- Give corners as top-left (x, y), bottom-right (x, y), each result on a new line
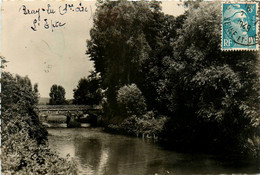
top-left (2, 1), bottom-right (185, 99)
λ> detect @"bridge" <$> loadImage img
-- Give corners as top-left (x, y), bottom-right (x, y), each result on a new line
top-left (38, 105), bottom-right (102, 127)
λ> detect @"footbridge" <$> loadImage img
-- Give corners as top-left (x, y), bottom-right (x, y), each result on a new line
top-left (38, 105), bottom-right (102, 127)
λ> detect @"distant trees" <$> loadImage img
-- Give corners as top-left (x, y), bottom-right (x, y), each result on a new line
top-left (73, 71), bottom-right (102, 105)
top-left (49, 84), bottom-right (67, 105)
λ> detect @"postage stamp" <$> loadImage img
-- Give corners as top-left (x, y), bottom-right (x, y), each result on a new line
top-left (222, 2), bottom-right (258, 51)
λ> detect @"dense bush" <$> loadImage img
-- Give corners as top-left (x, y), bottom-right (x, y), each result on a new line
top-left (1, 71), bottom-right (78, 174)
top-left (137, 111), bottom-right (167, 139)
top-left (2, 116), bottom-right (77, 174)
top-left (117, 84), bottom-right (147, 118)
top-left (108, 111), bottom-right (167, 139)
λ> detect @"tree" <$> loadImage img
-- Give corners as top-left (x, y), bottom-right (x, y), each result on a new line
top-left (141, 13), bottom-right (187, 114)
top-left (87, 0), bottom-right (170, 120)
top-left (49, 84), bottom-right (67, 105)
top-left (1, 71), bottom-right (48, 144)
top-left (1, 63), bottom-right (77, 174)
top-left (73, 71), bottom-right (102, 105)
top-left (159, 2), bottom-right (260, 156)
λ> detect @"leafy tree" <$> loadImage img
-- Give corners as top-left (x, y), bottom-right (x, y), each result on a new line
top-left (1, 70), bottom-right (77, 174)
top-left (87, 0), bottom-right (162, 119)
top-left (1, 71), bottom-right (47, 143)
top-left (142, 13), bottom-right (187, 114)
top-left (159, 2), bottom-right (260, 156)
top-left (49, 84), bottom-right (67, 105)
top-left (73, 71), bottom-right (102, 105)
top-left (88, 0), bottom-right (187, 119)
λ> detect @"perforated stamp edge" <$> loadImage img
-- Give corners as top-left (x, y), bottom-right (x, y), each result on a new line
top-left (221, 1), bottom-right (259, 51)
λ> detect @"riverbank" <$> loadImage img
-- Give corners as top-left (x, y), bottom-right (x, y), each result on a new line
top-left (102, 123), bottom-right (260, 160)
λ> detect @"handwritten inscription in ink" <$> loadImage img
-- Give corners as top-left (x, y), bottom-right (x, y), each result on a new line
top-left (59, 3), bottom-right (88, 15)
top-left (19, 3), bottom-right (89, 32)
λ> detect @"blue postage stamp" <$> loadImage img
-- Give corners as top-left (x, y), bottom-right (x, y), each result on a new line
top-left (222, 3), bottom-right (258, 50)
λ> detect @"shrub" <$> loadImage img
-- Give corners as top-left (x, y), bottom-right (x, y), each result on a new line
top-left (117, 84), bottom-right (147, 118)
top-left (137, 111), bottom-right (167, 139)
top-left (107, 111), bottom-right (167, 139)
top-left (1, 116), bottom-right (77, 174)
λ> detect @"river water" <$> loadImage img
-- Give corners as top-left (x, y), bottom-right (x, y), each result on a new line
top-left (48, 128), bottom-right (259, 175)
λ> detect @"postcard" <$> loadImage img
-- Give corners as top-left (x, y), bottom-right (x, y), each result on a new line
top-left (1, 1), bottom-right (259, 174)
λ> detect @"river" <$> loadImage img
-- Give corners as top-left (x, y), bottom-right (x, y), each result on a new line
top-left (48, 128), bottom-right (259, 175)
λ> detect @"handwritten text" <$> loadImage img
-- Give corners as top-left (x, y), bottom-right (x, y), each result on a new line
top-left (19, 3), bottom-right (90, 32)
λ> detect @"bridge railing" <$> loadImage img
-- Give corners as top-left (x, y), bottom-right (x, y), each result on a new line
top-left (38, 105), bottom-right (92, 111)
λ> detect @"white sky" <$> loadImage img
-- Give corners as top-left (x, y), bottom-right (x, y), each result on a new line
top-left (2, 1), bottom-right (185, 99)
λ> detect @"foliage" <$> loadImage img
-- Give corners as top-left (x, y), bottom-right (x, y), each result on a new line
top-left (1, 55), bottom-right (8, 68)
top-left (1, 116), bottom-right (77, 174)
top-left (1, 72), bottom-right (47, 143)
top-left (142, 13), bottom-right (187, 114)
top-left (87, 0), bottom-right (163, 119)
top-left (87, 0), bottom-right (186, 119)
top-left (108, 111), bottom-right (167, 139)
top-left (88, 1), bottom-right (260, 157)
top-left (73, 70), bottom-right (102, 105)
top-left (49, 84), bottom-right (67, 105)
top-left (137, 111), bottom-right (167, 138)
top-left (158, 2), bottom-right (260, 156)
top-left (117, 84), bottom-right (147, 118)
top-left (1, 71), bottom-right (78, 174)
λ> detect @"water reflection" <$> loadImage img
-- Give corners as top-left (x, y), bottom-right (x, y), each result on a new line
top-left (48, 128), bottom-right (259, 175)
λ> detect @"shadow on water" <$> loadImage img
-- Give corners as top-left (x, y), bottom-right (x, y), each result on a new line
top-left (157, 141), bottom-right (260, 174)
top-left (48, 128), bottom-right (260, 175)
